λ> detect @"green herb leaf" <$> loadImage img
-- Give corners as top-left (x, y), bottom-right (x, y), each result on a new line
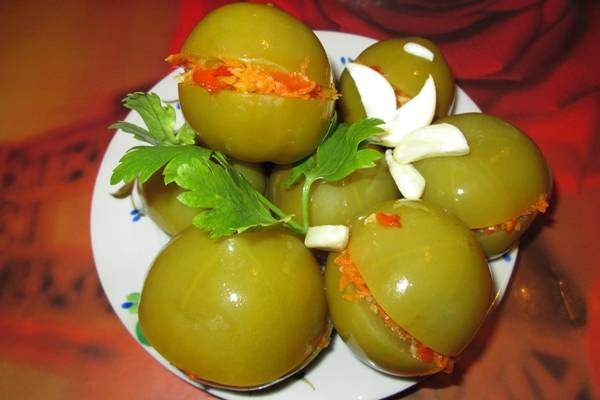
top-left (110, 145), bottom-right (211, 185)
top-left (175, 123), bottom-right (197, 146)
top-left (175, 154), bottom-right (293, 238)
top-left (287, 118), bottom-right (383, 186)
top-left (109, 92), bottom-right (196, 146)
top-left (310, 118), bottom-right (383, 182)
top-left (110, 141), bottom-right (302, 238)
top-left (285, 118), bottom-right (384, 228)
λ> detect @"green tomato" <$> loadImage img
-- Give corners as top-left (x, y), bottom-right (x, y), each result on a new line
top-left (140, 160), bottom-right (266, 236)
top-left (414, 113), bottom-right (551, 257)
top-left (139, 227), bottom-right (329, 389)
top-left (338, 37), bottom-right (455, 122)
top-left (266, 150), bottom-right (400, 226)
top-left (178, 2), bottom-right (335, 164)
top-left (325, 199), bottom-right (492, 376)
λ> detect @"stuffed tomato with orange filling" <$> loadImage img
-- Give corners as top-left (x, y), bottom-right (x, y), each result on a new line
top-left (413, 113), bottom-right (552, 258)
top-left (167, 2), bottom-right (337, 164)
top-left (324, 199), bottom-right (492, 376)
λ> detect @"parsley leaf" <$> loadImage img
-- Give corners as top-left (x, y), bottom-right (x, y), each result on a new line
top-left (309, 118), bottom-right (384, 181)
top-left (110, 145), bottom-right (211, 185)
top-left (111, 145), bottom-right (303, 238)
top-left (110, 92), bottom-right (196, 146)
top-left (285, 118), bottom-right (384, 228)
top-left (175, 154), bottom-right (293, 238)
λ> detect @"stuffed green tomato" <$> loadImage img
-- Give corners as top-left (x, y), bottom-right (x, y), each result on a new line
top-left (325, 199), bottom-right (492, 376)
top-left (167, 2), bottom-right (337, 164)
top-left (414, 113), bottom-right (552, 258)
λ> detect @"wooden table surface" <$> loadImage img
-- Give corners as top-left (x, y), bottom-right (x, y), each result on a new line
top-left (1, 1), bottom-right (598, 399)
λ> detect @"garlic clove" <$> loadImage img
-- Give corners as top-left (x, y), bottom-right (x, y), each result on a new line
top-left (379, 75), bottom-right (437, 147)
top-left (345, 62), bottom-right (397, 123)
top-left (385, 150), bottom-right (426, 200)
top-left (392, 122), bottom-right (470, 164)
top-left (304, 225), bottom-right (350, 251)
top-left (403, 42), bottom-right (435, 62)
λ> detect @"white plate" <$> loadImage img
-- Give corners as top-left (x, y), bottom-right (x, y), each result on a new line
top-left (90, 31), bottom-right (516, 400)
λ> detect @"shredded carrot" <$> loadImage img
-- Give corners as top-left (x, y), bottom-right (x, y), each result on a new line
top-left (336, 250), bottom-right (371, 301)
top-left (166, 53), bottom-right (337, 100)
top-left (376, 212), bottom-right (402, 228)
top-left (334, 250), bottom-right (453, 371)
top-left (479, 193), bottom-right (549, 234)
top-left (533, 195), bottom-right (550, 213)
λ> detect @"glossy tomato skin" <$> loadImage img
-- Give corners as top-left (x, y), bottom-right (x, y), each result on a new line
top-left (180, 88), bottom-right (334, 164)
top-left (266, 151), bottom-right (400, 226)
top-left (414, 113), bottom-right (551, 258)
top-left (140, 160), bottom-right (266, 236)
top-left (178, 2), bottom-right (335, 164)
top-left (338, 37), bottom-right (455, 122)
top-left (139, 227), bottom-right (329, 389)
top-left (325, 200), bottom-right (492, 376)
top-left (139, 171), bottom-right (199, 237)
top-left (325, 260), bottom-right (442, 376)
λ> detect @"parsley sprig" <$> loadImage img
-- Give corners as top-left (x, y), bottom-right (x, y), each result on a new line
top-left (174, 152), bottom-right (302, 237)
top-left (110, 93), bottom-right (304, 237)
top-left (110, 92), bottom-right (383, 238)
top-left (110, 92), bottom-right (196, 146)
top-left (285, 118), bottom-right (384, 229)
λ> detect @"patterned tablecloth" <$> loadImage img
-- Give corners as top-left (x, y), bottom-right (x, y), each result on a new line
top-left (0, 1), bottom-right (598, 399)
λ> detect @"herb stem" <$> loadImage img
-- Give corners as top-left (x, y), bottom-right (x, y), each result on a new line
top-left (301, 178), bottom-right (314, 231)
top-left (256, 193), bottom-right (306, 236)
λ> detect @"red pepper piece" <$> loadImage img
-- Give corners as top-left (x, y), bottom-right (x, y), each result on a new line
top-left (417, 345), bottom-right (434, 364)
top-left (376, 212), bottom-right (401, 228)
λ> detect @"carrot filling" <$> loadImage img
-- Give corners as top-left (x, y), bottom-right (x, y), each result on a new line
top-left (166, 53), bottom-right (338, 100)
top-left (335, 250), bottom-right (453, 372)
top-left (478, 194), bottom-right (549, 235)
